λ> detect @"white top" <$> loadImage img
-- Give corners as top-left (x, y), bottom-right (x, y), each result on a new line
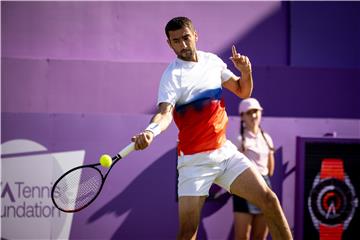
top-left (156, 50), bottom-right (237, 155)
top-left (157, 50), bottom-right (236, 107)
top-left (237, 130), bottom-right (274, 176)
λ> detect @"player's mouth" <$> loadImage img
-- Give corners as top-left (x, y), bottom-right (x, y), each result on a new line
top-left (181, 49), bottom-right (192, 55)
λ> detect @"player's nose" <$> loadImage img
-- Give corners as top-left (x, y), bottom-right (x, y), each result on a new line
top-left (180, 40), bottom-right (187, 48)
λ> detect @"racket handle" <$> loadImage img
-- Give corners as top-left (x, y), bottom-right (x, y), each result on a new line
top-left (118, 142), bottom-right (135, 158)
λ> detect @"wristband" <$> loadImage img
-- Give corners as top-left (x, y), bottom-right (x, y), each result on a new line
top-left (145, 122), bottom-right (161, 137)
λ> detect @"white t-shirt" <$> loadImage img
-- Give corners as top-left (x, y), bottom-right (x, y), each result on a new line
top-left (157, 51), bottom-right (237, 155)
top-left (157, 50), bottom-right (235, 107)
top-left (237, 130), bottom-right (274, 176)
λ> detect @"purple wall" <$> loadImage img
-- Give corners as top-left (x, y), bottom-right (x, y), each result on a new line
top-left (0, 113), bottom-right (247, 239)
top-left (2, 112), bottom-right (359, 239)
top-left (1, 2), bottom-right (284, 63)
top-left (2, 58), bottom-right (163, 114)
top-left (290, 2), bottom-right (360, 69)
top-left (3, 2), bottom-right (359, 118)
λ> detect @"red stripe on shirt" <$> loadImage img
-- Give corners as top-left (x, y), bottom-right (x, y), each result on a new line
top-left (173, 98), bottom-right (228, 155)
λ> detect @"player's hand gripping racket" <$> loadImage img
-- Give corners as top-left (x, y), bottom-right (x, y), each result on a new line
top-left (51, 142), bottom-right (135, 213)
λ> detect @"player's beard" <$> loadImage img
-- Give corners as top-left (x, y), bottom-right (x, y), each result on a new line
top-left (178, 48), bottom-right (195, 61)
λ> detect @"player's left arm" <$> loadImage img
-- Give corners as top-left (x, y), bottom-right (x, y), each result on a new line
top-left (222, 45), bottom-right (253, 99)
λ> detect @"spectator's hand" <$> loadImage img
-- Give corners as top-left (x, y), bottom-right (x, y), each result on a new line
top-left (131, 131), bottom-right (154, 150)
top-left (230, 45), bottom-right (252, 74)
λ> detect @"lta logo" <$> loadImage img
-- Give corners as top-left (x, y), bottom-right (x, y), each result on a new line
top-left (1, 139), bottom-right (85, 239)
top-left (1, 181), bottom-right (60, 218)
top-left (1, 182), bottom-right (16, 202)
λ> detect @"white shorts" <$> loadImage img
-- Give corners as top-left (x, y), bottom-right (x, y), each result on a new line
top-left (177, 140), bottom-right (252, 197)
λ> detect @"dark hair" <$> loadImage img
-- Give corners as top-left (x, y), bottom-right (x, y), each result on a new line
top-left (165, 16), bottom-right (195, 39)
top-left (239, 120), bottom-right (274, 152)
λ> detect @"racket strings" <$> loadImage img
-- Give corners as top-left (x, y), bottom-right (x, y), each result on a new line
top-left (53, 167), bottom-right (102, 211)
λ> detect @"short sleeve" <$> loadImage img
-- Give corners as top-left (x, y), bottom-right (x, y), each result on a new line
top-left (221, 68), bottom-right (237, 83)
top-left (157, 69), bottom-right (178, 107)
top-left (212, 54), bottom-right (237, 83)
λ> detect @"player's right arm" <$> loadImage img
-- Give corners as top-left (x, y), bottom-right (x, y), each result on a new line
top-left (132, 102), bottom-right (174, 150)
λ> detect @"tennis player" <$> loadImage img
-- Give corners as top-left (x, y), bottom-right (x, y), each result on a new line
top-left (132, 16), bottom-right (292, 240)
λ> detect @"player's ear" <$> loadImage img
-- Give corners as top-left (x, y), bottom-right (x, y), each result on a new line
top-left (194, 31), bottom-right (198, 41)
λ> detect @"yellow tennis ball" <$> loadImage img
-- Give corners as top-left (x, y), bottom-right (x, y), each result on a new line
top-left (99, 154), bottom-right (112, 168)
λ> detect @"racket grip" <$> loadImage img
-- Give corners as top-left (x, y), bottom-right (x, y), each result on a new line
top-left (118, 142), bottom-right (135, 158)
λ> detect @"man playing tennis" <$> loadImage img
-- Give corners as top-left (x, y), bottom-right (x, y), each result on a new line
top-left (132, 16), bottom-right (292, 240)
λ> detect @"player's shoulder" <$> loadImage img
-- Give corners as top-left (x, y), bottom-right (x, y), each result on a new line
top-left (198, 51), bottom-right (224, 65)
top-left (164, 58), bottom-right (177, 70)
top-left (163, 58), bottom-right (182, 74)
top-left (198, 50), bottom-right (219, 59)
top-left (160, 60), bottom-right (180, 84)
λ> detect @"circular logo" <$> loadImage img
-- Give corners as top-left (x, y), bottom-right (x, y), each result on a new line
top-left (309, 178), bottom-right (354, 226)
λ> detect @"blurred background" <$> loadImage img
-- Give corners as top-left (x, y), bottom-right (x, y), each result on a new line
top-left (1, 1), bottom-right (360, 239)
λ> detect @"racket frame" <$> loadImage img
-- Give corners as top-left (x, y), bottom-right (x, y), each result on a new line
top-left (51, 142), bottom-right (135, 213)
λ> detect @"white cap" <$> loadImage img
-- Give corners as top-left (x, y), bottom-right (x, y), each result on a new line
top-left (238, 98), bottom-right (263, 114)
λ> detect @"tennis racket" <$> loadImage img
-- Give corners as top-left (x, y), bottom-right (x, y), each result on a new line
top-left (51, 142), bottom-right (135, 213)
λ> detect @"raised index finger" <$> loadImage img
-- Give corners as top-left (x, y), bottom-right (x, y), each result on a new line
top-left (232, 45), bottom-right (238, 57)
